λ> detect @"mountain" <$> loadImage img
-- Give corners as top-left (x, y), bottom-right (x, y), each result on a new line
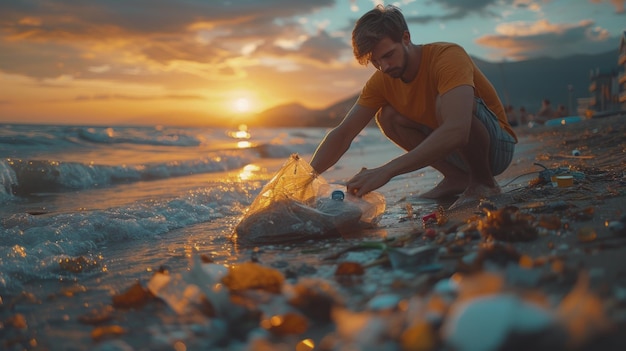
top-left (247, 102), bottom-right (316, 127)
top-left (474, 50), bottom-right (618, 112)
top-left (249, 100), bottom-right (356, 127)
top-left (253, 50), bottom-right (619, 126)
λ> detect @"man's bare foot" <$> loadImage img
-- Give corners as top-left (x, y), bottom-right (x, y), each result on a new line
top-left (448, 183), bottom-right (501, 210)
top-left (420, 177), bottom-right (468, 199)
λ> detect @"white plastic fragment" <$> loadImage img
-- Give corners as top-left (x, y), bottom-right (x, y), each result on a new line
top-left (442, 294), bottom-right (555, 351)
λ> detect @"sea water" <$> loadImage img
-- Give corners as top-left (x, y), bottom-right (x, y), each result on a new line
top-left (0, 123), bottom-right (436, 295)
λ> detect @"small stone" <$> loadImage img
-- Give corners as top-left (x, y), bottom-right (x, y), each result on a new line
top-left (367, 294), bottom-right (401, 311)
top-left (91, 325), bottom-right (127, 341)
top-left (433, 278), bottom-right (459, 295)
top-left (577, 227), bottom-right (597, 243)
top-left (556, 244), bottom-right (570, 252)
top-left (607, 221), bottom-right (625, 236)
top-left (335, 262), bottom-right (365, 276)
top-left (262, 312), bottom-right (309, 336)
top-left (461, 252), bottom-right (478, 265)
top-left (401, 321), bottom-right (436, 351)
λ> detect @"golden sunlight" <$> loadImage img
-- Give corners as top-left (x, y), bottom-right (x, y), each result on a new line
top-left (233, 97), bottom-right (251, 113)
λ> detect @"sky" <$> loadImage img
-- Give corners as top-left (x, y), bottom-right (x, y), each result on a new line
top-left (0, 0), bottom-right (624, 126)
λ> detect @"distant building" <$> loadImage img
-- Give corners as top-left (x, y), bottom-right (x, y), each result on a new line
top-left (617, 31), bottom-right (626, 110)
top-left (587, 30), bottom-right (625, 113)
top-left (576, 97), bottom-right (593, 117)
top-left (588, 68), bottom-right (619, 112)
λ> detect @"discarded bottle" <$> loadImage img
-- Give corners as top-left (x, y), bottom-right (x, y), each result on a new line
top-left (331, 190), bottom-right (345, 201)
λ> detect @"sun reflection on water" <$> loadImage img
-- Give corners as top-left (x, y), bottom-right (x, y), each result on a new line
top-left (227, 124), bottom-right (251, 140)
top-left (239, 164), bottom-right (261, 180)
top-left (237, 140), bottom-right (252, 148)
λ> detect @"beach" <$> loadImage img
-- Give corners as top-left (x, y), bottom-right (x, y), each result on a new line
top-left (1, 114), bottom-right (626, 351)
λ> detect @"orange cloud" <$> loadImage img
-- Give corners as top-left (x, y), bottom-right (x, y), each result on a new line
top-left (475, 18), bottom-right (617, 60)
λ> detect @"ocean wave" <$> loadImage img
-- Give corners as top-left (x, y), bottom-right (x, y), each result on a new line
top-left (249, 143), bottom-right (296, 158)
top-left (3, 154), bottom-right (251, 195)
top-left (77, 126), bottom-right (202, 146)
top-left (0, 159), bottom-right (17, 199)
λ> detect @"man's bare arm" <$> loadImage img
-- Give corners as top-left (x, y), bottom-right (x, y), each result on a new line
top-left (346, 85), bottom-right (475, 196)
top-left (310, 103), bottom-right (378, 174)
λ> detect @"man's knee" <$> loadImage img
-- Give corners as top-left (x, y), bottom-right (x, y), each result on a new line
top-left (375, 105), bottom-right (399, 131)
top-left (376, 105), bottom-right (420, 131)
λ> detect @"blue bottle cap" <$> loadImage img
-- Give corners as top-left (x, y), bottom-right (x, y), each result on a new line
top-left (331, 190), bottom-right (345, 201)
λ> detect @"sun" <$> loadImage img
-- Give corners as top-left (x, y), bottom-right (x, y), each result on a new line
top-left (233, 97), bottom-right (251, 113)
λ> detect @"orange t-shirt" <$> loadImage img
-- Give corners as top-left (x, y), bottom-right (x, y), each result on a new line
top-left (357, 42), bottom-right (517, 142)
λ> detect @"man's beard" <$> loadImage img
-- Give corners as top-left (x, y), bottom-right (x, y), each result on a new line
top-left (384, 45), bottom-right (409, 79)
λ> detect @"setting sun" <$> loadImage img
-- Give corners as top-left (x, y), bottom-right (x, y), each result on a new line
top-left (233, 97), bottom-right (251, 113)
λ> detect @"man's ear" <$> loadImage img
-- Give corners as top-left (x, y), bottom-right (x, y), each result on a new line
top-left (402, 30), bottom-right (411, 45)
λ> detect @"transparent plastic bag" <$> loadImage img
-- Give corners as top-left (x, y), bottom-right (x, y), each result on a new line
top-left (233, 154), bottom-right (385, 246)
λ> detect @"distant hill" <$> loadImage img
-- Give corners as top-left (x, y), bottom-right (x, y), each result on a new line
top-left (252, 50), bottom-right (619, 126)
top-left (474, 51), bottom-right (618, 112)
top-left (249, 102), bottom-right (317, 127)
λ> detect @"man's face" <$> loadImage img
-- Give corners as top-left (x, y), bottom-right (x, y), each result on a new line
top-left (369, 36), bottom-right (408, 79)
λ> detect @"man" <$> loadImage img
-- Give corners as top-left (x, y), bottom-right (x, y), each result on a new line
top-left (310, 5), bottom-right (517, 209)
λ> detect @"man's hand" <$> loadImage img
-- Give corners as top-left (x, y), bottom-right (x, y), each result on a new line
top-left (346, 167), bottom-right (392, 197)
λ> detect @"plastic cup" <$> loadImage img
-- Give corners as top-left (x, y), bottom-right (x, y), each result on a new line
top-left (556, 175), bottom-right (574, 187)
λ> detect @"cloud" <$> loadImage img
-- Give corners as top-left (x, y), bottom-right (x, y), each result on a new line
top-left (475, 19), bottom-right (617, 60)
top-left (404, 0), bottom-right (510, 24)
top-left (0, 0), bottom-right (336, 38)
top-left (296, 30), bottom-right (351, 63)
top-left (74, 93), bottom-right (205, 102)
top-left (0, 0), bottom-right (340, 84)
top-left (589, 0), bottom-right (626, 14)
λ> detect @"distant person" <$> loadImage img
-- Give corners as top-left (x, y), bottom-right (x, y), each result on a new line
top-left (505, 105), bottom-right (519, 127)
top-left (518, 106), bottom-right (529, 125)
top-left (555, 104), bottom-right (568, 117)
top-left (534, 98), bottom-right (553, 124)
top-left (309, 5), bottom-right (517, 209)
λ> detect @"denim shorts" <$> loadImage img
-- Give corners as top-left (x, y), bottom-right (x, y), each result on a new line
top-left (416, 98), bottom-right (516, 176)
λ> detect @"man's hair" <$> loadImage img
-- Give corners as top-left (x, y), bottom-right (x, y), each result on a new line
top-left (352, 4), bottom-right (409, 66)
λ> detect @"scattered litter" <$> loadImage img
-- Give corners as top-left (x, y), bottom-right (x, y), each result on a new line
top-left (607, 215), bottom-right (626, 236)
top-left (555, 175), bottom-right (574, 187)
top-left (387, 245), bottom-right (440, 271)
top-left (112, 281), bottom-right (155, 310)
top-left (478, 206), bottom-right (538, 242)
